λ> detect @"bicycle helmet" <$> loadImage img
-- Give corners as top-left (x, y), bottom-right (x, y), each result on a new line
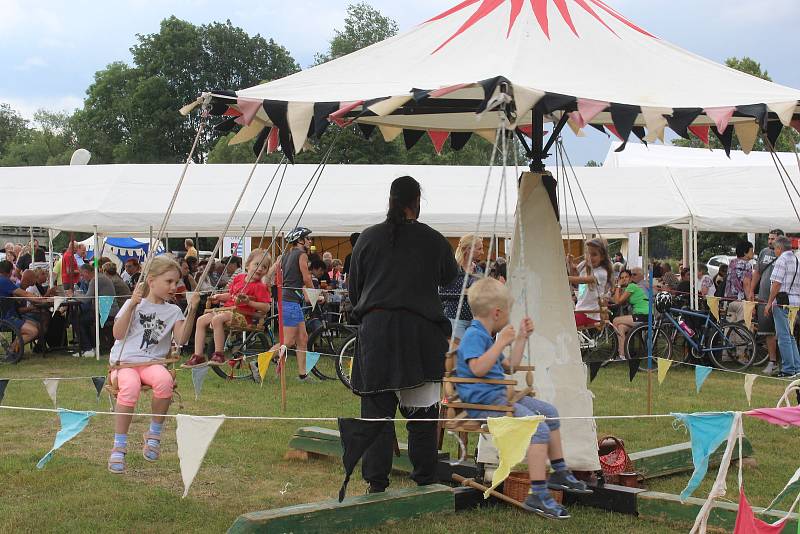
top-left (654, 291), bottom-right (673, 313)
top-left (286, 227), bottom-right (312, 244)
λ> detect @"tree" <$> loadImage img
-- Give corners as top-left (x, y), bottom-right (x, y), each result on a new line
top-left (585, 160), bottom-right (601, 167)
top-left (0, 110), bottom-right (76, 166)
top-left (314, 2), bottom-right (399, 64)
top-left (0, 104), bottom-right (28, 158)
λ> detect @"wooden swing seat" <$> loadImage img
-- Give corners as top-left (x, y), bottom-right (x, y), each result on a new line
top-left (104, 356), bottom-right (182, 406)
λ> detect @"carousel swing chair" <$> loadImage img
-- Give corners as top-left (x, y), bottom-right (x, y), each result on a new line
top-left (104, 352), bottom-right (183, 410)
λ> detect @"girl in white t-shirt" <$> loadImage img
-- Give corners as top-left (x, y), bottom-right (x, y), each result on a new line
top-left (107, 256), bottom-right (186, 474)
top-left (568, 238), bottom-right (612, 328)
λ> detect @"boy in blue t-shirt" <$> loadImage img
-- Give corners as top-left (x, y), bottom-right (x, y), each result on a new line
top-left (456, 277), bottom-right (591, 519)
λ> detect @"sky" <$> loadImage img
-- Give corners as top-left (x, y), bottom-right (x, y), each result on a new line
top-left (1, 0), bottom-right (799, 165)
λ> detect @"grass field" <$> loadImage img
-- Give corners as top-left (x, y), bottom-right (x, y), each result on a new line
top-left (0, 352), bottom-right (796, 533)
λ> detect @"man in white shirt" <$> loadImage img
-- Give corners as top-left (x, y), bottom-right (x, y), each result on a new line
top-left (765, 236), bottom-right (800, 377)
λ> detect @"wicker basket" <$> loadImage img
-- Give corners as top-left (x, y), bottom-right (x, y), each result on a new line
top-left (501, 471), bottom-right (562, 504)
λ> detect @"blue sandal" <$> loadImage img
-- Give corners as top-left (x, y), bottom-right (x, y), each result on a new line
top-left (108, 446), bottom-right (127, 474)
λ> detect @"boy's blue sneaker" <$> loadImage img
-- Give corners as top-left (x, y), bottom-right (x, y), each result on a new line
top-left (547, 470), bottom-right (593, 495)
top-left (522, 491), bottom-right (570, 519)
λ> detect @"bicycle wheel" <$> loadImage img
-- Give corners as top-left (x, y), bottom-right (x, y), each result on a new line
top-left (581, 324), bottom-right (618, 363)
top-left (0, 320), bottom-right (23, 364)
top-left (751, 333), bottom-right (771, 367)
top-left (210, 329), bottom-right (274, 381)
top-left (625, 325), bottom-right (672, 371)
top-left (307, 322), bottom-right (355, 380)
top-left (707, 323), bottom-right (756, 371)
top-left (337, 333), bottom-right (357, 390)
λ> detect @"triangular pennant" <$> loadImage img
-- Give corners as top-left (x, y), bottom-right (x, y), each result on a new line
top-left (357, 123), bottom-right (376, 140)
top-left (672, 411), bottom-right (735, 501)
top-left (427, 130), bottom-right (449, 155)
top-left (312, 102), bottom-right (340, 139)
top-left (733, 121), bottom-right (759, 155)
top-left (628, 355), bottom-right (640, 382)
top-left (695, 365), bottom-right (713, 393)
top-left (91, 376), bottom-right (105, 400)
top-left (403, 129), bottom-right (426, 150)
top-left (257, 351), bottom-right (272, 384)
top-left (378, 124), bottom-right (403, 142)
top-left (745, 406), bottom-right (800, 428)
top-left (52, 296), bottom-right (65, 316)
top-left (37, 409), bottom-right (94, 468)
top-left (303, 288), bottom-right (323, 311)
top-left (511, 86), bottom-right (545, 125)
top-left (665, 108), bottom-right (703, 139)
top-left (236, 98), bottom-right (263, 126)
top-left (450, 132), bottom-right (472, 151)
top-left (287, 101), bottom-right (315, 156)
top-left (789, 306), bottom-right (800, 334)
top-left (214, 116), bottom-right (238, 133)
top-left (575, 98), bottom-right (609, 128)
top-left (368, 95), bottom-right (412, 116)
top-left (744, 374), bottom-right (757, 406)
top-left (764, 465), bottom-right (800, 512)
top-left (609, 103), bottom-right (639, 146)
top-left (605, 124), bottom-right (623, 141)
top-left (43, 379), bottom-right (59, 407)
top-left (476, 76), bottom-right (507, 114)
top-left (0, 379), bottom-right (8, 405)
top-left (711, 125), bottom-right (734, 157)
top-left (538, 93), bottom-right (575, 114)
top-left (475, 128), bottom-right (499, 144)
top-left (306, 351), bottom-right (321, 372)
top-left (329, 100), bottom-right (364, 127)
top-left (275, 345), bottom-right (287, 377)
top-left (631, 126), bottom-right (648, 145)
top-left (179, 99), bottom-right (200, 116)
top-left (176, 414), bottom-right (225, 497)
top-left (337, 417), bottom-right (391, 501)
top-left (737, 103), bottom-right (768, 129)
top-left (191, 366), bottom-right (210, 401)
top-left (706, 296), bottom-right (721, 321)
top-left (733, 486), bottom-right (793, 534)
top-left (687, 125), bottom-right (710, 146)
top-left (657, 358), bottom-right (673, 384)
top-left (766, 120), bottom-right (783, 149)
top-left (767, 101), bottom-right (798, 127)
top-left (98, 295), bottom-right (114, 327)
top-left (266, 127), bottom-right (280, 154)
top-left (228, 119), bottom-right (266, 145)
top-left (704, 106), bottom-right (736, 133)
top-left (249, 361), bottom-right (260, 383)
top-left (485, 416), bottom-right (544, 497)
top-left (642, 107), bottom-right (672, 143)
top-left (564, 113), bottom-right (586, 137)
top-left (262, 100), bottom-right (294, 161)
top-left (588, 361), bottom-right (602, 382)
top-left (743, 301), bottom-right (756, 331)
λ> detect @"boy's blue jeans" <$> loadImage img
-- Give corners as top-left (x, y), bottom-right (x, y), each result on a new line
top-left (468, 395), bottom-right (560, 444)
top-left (773, 306), bottom-right (800, 375)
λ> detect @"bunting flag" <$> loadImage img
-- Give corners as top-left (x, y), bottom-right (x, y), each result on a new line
top-left (52, 296), bottom-right (65, 316)
top-left (743, 301), bottom-right (756, 331)
top-left (764, 465), bottom-right (800, 512)
top-left (745, 406), bottom-right (800, 428)
top-left (303, 288), bottom-right (323, 311)
top-left (734, 121), bottom-right (759, 155)
top-left (642, 107), bottom-right (671, 143)
top-left (191, 366), bottom-right (210, 401)
top-left (672, 411), bottom-right (735, 501)
top-left (306, 351), bottom-right (321, 372)
top-left (378, 125), bottom-right (403, 142)
top-left (704, 106), bottom-right (736, 133)
top-left (43, 379), bottom-right (59, 407)
top-left (788, 306), bottom-right (800, 334)
top-left (706, 296), bottom-right (721, 321)
top-left (744, 374), bottom-right (758, 406)
top-left (36, 409), bottom-right (94, 468)
top-left (687, 125), bottom-right (710, 146)
top-left (257, 351), bottom-right (272, 385)
top-left (657, 358), bottom-right (673, 384)
top-left (695, 366), bottom-right (713, 393)
top-left (275, 346), bottom-right (287, 377)
top-left (628, 355), bottom-right (640, 382)
top-left (176, 414), bottom-right (225, 498)
top-left (733, 486), bottom-right (797, 534)
top-left (427, 130), bottom-right (449, 154)
top-left (0, 379), bottom-right (8, 405)
top-left (337, 417), bottom-right (392, 502)
top-left (588, 361), bottom-right (603, 382)
top-left (249, 361), bottom-right (260, 383)
top-left (91, 376), bottom-right (105, 400)
top-left (484, 416), bottom-right (544, 498)
top-left (98, 295), bottom-right (114, 326)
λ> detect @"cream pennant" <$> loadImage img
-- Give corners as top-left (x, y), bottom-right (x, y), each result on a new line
top-left (228, 119), bottom-right (266, 145)
top-left (788, 305), bottom-right (800, 334)
top-left (176, 415), bottom-right (225, 498)
top-left (485, 416), bottom-right (544, 497)
top-left (642, 107), bottom-right (672, 143)
top-left (767, 101), bottom-right (797, 127)
top-left (705, 296), bottom-right (720, 321)
top-left (511, 86), bottom-right (545, 128)
top-left (742, 301), bottom-right (756, 331)
top-left (287, 101), bottom-right (315, 155)
top-left (377, 125), bottom-right (403, 142)
top-left (743, 374), bottom-right (757, 406)
top-left (368, 95), bottom-right (412, 116)
top-left (43, 379), bottom-right (59, 407)
top-left (565, 114), bottom-right (586, 137)
top-left (657, 358), bottom-right (673, 384)
top-left (52, 296), bottom-right (65, 317)
top-left (257, 351), bottom-right (272, 386)
top-left (303, 288), bottom-right (324, 311)
top-left (733, 121), bottom-right (759, 154)
top-left (475, 129), bottom-right (498, 144)
top-left (179, 99), bottom-right (200, 116)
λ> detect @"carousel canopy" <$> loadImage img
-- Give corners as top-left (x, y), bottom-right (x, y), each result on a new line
top-left (203, 0), bottom-right (800, 160)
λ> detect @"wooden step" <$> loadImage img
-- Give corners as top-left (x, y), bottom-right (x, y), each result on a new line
top-left (629, 438), bottom-right (753, 480)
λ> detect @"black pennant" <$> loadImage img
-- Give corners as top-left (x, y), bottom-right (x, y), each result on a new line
top-left (609, 103), bottom-right (639, 145)
top-left (590, 123), bottom-right (608, 135)
top-left (450, 132), bottom-right (472, 151)
top-left (767, 120), bottom-right (783, 148)
top-left (262, 100), bottom-right (294, 162)
top-left (91, 376), bottom-right (106, 399)
top-left (628, 357), bottom-right (640, 382)
top-left (411, 88), bottom-right (432, 102)
top-left (711, 125), bottom-right (734, 157)
top-left (213, 116), bottom-right (237, 134)
top-left (313, 102), bottom-right (340, 139)
top-left (252, 126), bottom-right (270, 157)
top-left (666, 108), bottom-right (703, 139)
top-left (357, 123), bottom-right (376, 140)
top-left (403, 129), bottom-right (426, 150)
top-left (737, 103), bottom-right (768, 129)
top-left (209, 89), bottom-right (236, 115)
top-left (538, 93), bottom-right (577, 114)
top-left (476, 76), bottom-right (509, 114)
top-left (0, 379), bottom-right (8, 405)
top-left (632, 126), bottom-right (648, 146)
top-left (337, 418), bottom-right (391, 502)
top-left (589, 361), bottom-right (603, 382)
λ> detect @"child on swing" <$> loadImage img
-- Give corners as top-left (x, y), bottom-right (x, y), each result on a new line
top-left (456, 277), bottom-right (591, 519)
top-left (108, 256), bottom-right (186, 474)
top-left (183, 249), bottom-right (271, 367)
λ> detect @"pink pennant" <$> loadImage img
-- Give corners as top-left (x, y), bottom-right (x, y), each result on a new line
top-left (430, 83), bottom-right (471, 98)
top-left (266, 127), bottom-right (280, 153)
top-left (605, 124), bottom-right (624, 141)
top-left (575, 99), bottom-right (609, 128)
top-left (704, 107), bottom-right (736, 133)
top-left (688, 125), bottom-right (710, 146)
top-left (330, 100), bottom-right (364, 127)
top-left (236, 98), bottom-right (263, 126)
top-left (745, 406), bottom-right (800, 428)
top-left (733, 487), bottom-right (789, 534)
top-left (428, 130), bottom-right (449, 154)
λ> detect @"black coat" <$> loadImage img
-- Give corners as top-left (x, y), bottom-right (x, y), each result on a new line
top-left (348, 220), bottom-right (458, 395)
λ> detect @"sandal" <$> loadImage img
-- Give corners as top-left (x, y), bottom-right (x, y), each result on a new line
top-left (107, 446), bottom-right (127, 474)
top-left (142, 432), bottom-right (161, 462)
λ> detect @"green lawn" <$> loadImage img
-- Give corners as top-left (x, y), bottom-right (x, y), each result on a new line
top-left (0, 353), bottom-right (796, 533)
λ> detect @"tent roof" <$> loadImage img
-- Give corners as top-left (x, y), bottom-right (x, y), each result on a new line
top-left (207, 0), bottom-right (800, 160)
top-left (604, 141), bottom-right (799, 168)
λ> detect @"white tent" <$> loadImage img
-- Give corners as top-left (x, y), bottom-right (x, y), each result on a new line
top-left (604, 141), bottom-right (799, 168)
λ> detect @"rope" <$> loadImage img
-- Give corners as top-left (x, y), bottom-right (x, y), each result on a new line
top-left (558, 140), bottom-right (586, 239)
top-left (560, 141), bottom-right (604, 241)
top-left (763, 134), bottom-right (800, 226)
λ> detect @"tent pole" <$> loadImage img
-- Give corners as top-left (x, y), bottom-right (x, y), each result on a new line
top-left (641, 228), bottom-right (649, 272)
top-left (48, 229), bottom-right (54, 287)
top-left (529, 108), bottom-right (545, 173)
top-left (94, 228), bottom-right (100, 360)
top-left (693, 222), bottom-right (700, 308)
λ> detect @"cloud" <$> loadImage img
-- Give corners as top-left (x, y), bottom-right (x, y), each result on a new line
top-left (14, 56), bottom-right (48, 71)
top-left (0, 95), bottom-right (83, 121)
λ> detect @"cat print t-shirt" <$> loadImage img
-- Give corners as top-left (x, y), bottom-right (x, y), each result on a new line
top-left (109, 299), bottom-right (184, 364)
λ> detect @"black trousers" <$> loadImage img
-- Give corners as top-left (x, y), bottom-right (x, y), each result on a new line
top-left (360, 391), bottom-right (439, 491)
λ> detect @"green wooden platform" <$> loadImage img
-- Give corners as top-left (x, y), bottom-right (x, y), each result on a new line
top-left (630, 438), bottom-right (753, 480)
top-left (228, 484), bottom-right (454, 533)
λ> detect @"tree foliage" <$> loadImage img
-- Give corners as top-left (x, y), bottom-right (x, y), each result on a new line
top-left (0, 110), bottom-right (76, 166)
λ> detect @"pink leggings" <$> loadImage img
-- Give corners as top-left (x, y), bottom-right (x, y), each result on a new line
top-left (111, 365), bottom-right (174, 408)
